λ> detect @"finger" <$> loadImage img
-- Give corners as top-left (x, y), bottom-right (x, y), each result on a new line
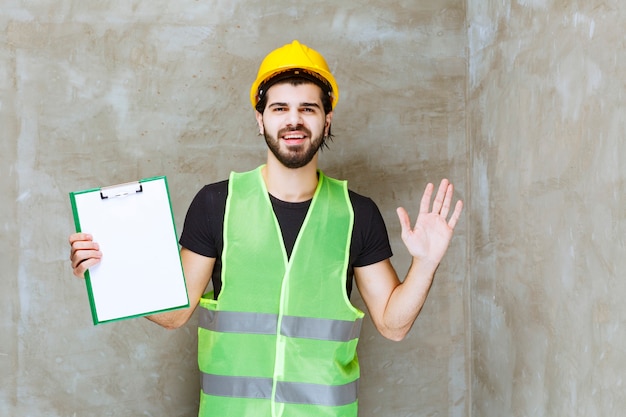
top-left (73, 257), bottom-right (100, 279)
top-left (396, 207), bottom-right (411, 234)
top-left (70, 240), bottom-right (100, 259)
top-left (439, 182), bottom-right (454, 219)
top-left (69, 233), bottom-right (93, 244)
top-left (419, 183), bottom-right (435, 215)
top-left (447, 200), bottom-right (464, 229)
top-left (71, 249), bottom-right (102, 269)
top-left (431, 179), bottom-right (450, 214)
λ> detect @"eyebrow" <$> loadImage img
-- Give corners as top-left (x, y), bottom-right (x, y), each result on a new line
top-left (268, 102), bottom-right (321, 109)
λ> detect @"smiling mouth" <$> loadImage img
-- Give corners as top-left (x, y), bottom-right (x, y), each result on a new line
top-left (283, 133), bottom-right (306, 140)
top-left (280, 129), bottom-right (309, 144)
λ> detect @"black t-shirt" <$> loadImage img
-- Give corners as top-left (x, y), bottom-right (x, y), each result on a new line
top-left (179, 180), bottom-right (393, 299)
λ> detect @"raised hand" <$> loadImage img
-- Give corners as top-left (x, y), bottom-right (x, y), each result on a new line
top-left (396, 179), bottom-right (463, 268)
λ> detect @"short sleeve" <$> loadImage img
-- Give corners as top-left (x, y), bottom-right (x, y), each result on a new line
top-left (349, 191), bottom-right (393, 268)
top-left (178, 181), bottom-right (228, 258)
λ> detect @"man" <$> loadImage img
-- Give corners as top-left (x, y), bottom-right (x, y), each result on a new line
top-left (69, 40), bottom-right (463, 417)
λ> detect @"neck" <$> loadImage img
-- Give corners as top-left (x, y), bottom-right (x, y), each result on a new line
top-left (262, 151), bottom-right (319, 202)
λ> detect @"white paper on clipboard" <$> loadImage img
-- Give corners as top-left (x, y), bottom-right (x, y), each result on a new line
top-left (70, 176), bottom-right (189, 324)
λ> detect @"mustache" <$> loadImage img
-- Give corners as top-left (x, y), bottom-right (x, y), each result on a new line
top-left (277, 125), bottom-right (312, 138)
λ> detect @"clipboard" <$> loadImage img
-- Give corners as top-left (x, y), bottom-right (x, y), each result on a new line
top-left (69, 176), bottom-right (189, 325)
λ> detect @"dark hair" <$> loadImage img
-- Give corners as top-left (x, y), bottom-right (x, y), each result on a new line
top-left (254, 70), bottom-right (334, 115)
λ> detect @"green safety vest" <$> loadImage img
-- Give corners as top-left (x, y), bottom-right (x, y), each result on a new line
top-left (197, 166), bottom-right (364, 417)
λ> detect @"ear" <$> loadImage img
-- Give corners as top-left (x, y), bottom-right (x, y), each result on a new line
top-left (324, 111), bottom-right (334, 136)
top-left (255, 110), bottom-right (264, 135)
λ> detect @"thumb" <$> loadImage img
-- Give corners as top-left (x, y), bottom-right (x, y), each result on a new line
top-left (396, 207), bottom-right (411, 234)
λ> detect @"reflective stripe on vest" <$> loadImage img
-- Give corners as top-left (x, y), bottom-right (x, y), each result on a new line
top-left (201, 373), bottom-right (359, 407)
top-left (198, 309), bottom-right (363, 342)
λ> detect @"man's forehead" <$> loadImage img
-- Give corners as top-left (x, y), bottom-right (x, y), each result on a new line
top-left (265, 82), bottom-right (324, 104)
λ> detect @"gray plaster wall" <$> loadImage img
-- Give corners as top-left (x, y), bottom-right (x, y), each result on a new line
top-left (468, 1), bottom-right (626, 416)
top-left (2, 1), bottom-right (467, 416)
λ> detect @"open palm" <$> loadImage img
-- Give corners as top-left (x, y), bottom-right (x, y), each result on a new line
top-left (396, 179), bottom-right (463, 266)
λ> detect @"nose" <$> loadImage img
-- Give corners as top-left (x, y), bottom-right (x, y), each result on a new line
top-left (286, 108), bottom-right (303, 127)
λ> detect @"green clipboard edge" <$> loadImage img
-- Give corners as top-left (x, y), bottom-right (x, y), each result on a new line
top-left (69, 176), bottom-right (189, 325)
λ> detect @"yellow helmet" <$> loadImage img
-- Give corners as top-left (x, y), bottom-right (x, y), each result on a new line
top-left (250, 40), bottom-right (339, 110)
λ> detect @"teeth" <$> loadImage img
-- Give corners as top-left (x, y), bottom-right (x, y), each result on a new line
top-left (284, 134), bottom-right (304, 139)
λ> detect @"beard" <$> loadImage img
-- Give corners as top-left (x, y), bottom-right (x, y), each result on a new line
top-left (264, 126), bottom-right (324, 169)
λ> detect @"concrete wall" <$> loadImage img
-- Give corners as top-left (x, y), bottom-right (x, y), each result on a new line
top-left (468, 1), bottom-right (626, 416)
top-left (1, 1), bottom-right (467, 416)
